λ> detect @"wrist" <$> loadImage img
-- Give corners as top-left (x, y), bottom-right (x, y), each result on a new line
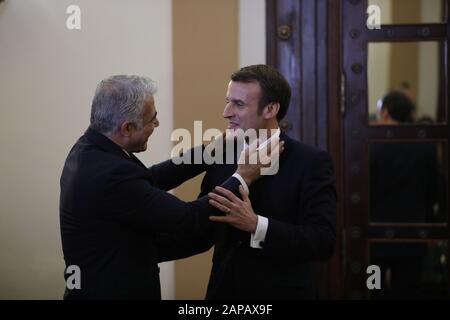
top-left (236, 169), bottom-right (252, 186)
top-left (251, 214), bottom-right (258, 233)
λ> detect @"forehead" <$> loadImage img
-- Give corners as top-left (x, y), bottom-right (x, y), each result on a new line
top-left (227, 81), bottom-right (261, 101)
top-left (143, 96), bottom-right (155, 109)
top-left (142, 96), bottom-right (155, 117)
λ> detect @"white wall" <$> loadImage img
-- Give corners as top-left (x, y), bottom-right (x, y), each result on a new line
top-left (367, 0), bottom-right (391, 118)
top-left (417, 1), bottom-right (442, 120)
top-left (0, 0), bottom-right (173, 299)
top-left (239, 0), bottom-right (266, 67)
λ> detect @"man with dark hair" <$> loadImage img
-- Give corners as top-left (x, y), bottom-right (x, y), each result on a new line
top-left (377, 90), bottom-right (415, 124)
top-left (187, 65), bottom-right (337, 299)
top-left (230, 64), bottom-right (291, 121)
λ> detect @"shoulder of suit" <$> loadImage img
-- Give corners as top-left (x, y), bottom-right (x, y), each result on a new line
top-left (76, 140), bottom-right (146, 175)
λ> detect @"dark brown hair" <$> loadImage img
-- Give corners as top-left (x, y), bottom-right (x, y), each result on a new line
top-left (231, 64), bottom-right (291, 121)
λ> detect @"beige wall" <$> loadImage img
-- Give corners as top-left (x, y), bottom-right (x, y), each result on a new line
top-left (389, 0), bottom-right (420, 101)
top-left (367, 0), bottom-right (391, 117)
top-left (172, 0), bottom-right (239, 300)
top-left (417, 0), bottom-right (442, 119)
top-left (172, 0), bottom-right (267, 300)
top-left (0, 0), bottom-right (174, 299)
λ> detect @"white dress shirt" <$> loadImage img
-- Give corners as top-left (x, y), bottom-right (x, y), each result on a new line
top-left (242, 128), bottom-right (280, 249)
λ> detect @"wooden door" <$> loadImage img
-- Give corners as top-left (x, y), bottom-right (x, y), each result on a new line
top-left (267, 0), bottom-right (450, 299)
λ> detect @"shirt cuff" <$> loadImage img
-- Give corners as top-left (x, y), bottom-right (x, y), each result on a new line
top-left (250, 215), bottom-right (268, 249)
top-left (231, 173), bottom-right (249, 195)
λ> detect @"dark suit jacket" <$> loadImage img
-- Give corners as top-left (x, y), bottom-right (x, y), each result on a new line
top-left (59, 127), bottom-right (241, 300)
top-left (198, 132), bottom-right (337, 299)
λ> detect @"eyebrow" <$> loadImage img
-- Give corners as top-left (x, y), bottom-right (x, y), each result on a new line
top-left (226, 97), bottom-right (246, 105)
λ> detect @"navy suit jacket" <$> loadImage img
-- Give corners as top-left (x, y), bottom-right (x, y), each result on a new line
top-left (59, 127), bottom-right (241, 299)
top-left (198, 132), bottom-right (337, 299)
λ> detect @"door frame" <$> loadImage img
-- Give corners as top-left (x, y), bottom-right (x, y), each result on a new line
top-left (266, 0), bottom-right (344, 299)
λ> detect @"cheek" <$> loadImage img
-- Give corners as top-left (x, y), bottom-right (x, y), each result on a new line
top-left (242, 112), bottom-right (256, 124)
top-left (237, 110), bottom-right (247, 121)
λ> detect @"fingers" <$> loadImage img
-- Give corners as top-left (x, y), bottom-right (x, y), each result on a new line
top-left (208, 191), bottom-right (235, 210)
top-left (209, 199), bottom-right (231, 213)
top-left (242, 140), bottom-right (285, 165)
top-left (213, 186), bottom-right (241, 203)
top-left (263, 136), bottom-right (278, 154)
top-left (209, 215), bottom-right (231, 223)
top-left (239, 185), bottom-right (250, 203)
top-left (258, 140), bottom-right (282, 167)
top-left (262, 138), bottom-right (283, 157)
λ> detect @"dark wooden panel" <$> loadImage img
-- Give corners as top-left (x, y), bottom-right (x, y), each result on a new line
top-left (268, 0), bottom-right (450, 300)
top-left (367, 226), bottom-right (450, 239)
top-left (267, 0), bottom-right (329, 149)
top-left (300, 0), bottom-right (317, 145)
top-left (366, 126), bottom-right (449, 139)
top-left (343, 0), bottom-right (450, 299)
top-left (366, 24), bottom-right (448, 42)
top-left (317, 0), bottom-right (329, 150)
top-left (267, 0), bottom-right (343, 299)
top-left (276, 0), bottom-right (302, 142)
top-left (266, 0), bottom-right (277, 67)
top-left (326, 0), bottom-right (344, 300)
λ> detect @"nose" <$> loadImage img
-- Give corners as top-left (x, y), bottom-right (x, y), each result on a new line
top-left (223, 103), bottom-right (233, 119)
top-left (154, 117), bottom-right (159, 127)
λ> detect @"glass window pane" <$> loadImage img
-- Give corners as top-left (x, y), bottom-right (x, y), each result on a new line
top-left (367, 0), bottom-right (445, 25)
top-left (369, 241), bottom-right (449, 299)
top-left (368, 41), bottom-right (446, 125)
top-left (369, 142), bottom-right (448, 223)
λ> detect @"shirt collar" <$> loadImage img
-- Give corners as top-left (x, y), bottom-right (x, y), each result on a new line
top-left (122, 149), bottom-right (131, 157)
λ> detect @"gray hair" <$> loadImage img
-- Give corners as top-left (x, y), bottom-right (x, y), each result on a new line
top-left (90, 75), bottom-right (157, 135)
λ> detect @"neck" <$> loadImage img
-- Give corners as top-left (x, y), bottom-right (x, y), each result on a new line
top-left (257, 120), bottom-right (279, 139)
top-left (381, 118), bottom-right (400, 125)
top-left (108, 132), bottom-right (130, 153)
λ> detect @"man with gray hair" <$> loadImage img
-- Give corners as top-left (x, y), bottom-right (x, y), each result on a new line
top-left (59, 75), bottom-right (277, 299)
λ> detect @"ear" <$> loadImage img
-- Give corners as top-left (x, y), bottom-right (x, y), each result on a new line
top-left (118, 121), bottom-right (135, 137)
top-left (263, 102), bottom-right (280, 120)
top-left (380, 108), bottom-right (390, 122)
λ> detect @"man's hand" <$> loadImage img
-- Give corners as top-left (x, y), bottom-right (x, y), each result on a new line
top-left (208, 185), bottom-right (258, 233)
top-left (236, 138), bottom-right (284, 185)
